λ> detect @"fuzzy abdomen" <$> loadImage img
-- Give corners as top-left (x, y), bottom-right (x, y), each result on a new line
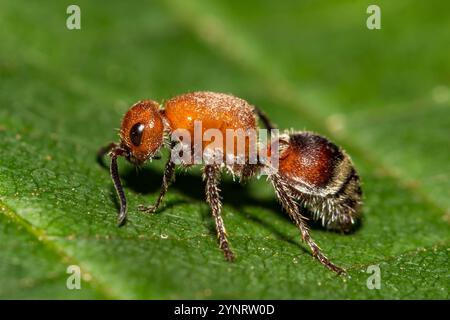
top-left (278, 132), bottom-right (362, 232)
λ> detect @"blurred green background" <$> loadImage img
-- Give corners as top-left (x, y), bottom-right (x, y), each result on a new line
top-left (0, 0), bottom-right (448, 299)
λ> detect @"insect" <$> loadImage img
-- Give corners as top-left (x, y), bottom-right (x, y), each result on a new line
top-left (98, 91), bottom-right (362, 274)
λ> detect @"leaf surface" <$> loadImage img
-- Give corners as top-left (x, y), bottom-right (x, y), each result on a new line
top-left (0, 0), bottom-right (448, 299)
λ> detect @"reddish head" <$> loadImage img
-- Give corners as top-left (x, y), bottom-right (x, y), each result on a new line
top-left (120, 100), bottom-right (165, 164)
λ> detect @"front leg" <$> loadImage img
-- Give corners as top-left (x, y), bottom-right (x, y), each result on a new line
top-left (204, 165), bottom-right (235, 262)
top-left (97, 142), bottom-right (119, 168)
top-left (138, 158), bottom-right (175, 213)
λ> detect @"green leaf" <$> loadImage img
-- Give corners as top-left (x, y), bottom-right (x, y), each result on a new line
top-left (0, 0), bottom-right (448, 299)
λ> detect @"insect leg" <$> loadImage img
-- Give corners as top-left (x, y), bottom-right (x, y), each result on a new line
top-left (97, 142), bottom-right (119, 168)
top-left (270, 173), bottom-right (345, 274)
top-left (138, 158), bottom-right (175, 213)
top-left (254, 106), bottom-right (277, 131)
top-left (204, 164), bottom-right (235, 262)
top-left (109, 146), bottom-right (128, 226)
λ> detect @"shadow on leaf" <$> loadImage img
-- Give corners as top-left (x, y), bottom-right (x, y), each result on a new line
top-left (103, 161), bottom-right (361, 248)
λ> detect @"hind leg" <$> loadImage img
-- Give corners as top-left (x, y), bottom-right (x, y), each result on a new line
top-left (270, 173), bottom-right (345, 274)
top-left (254, 106), bottom-right (277, 131)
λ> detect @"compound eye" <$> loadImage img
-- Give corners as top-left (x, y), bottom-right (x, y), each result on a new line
top-left (130, 123), bottom-right (145, 146)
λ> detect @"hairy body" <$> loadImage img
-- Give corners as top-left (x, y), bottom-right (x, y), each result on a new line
top-left (99, 91), bottom-right (363, 274)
